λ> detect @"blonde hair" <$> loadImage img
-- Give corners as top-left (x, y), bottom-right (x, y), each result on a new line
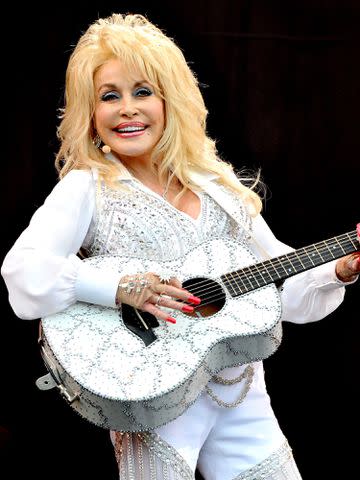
top-left (55, 13), bottom-right (262, 214)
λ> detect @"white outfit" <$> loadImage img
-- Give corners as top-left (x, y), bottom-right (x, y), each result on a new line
top-left (1, 167), bottom-right (350, 480)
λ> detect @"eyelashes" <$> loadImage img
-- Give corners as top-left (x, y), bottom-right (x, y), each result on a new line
top-left (135, 87), bottom-right (153, 97)
top-left (100, 87), bottom-right (153, 102)
top-left (100, 91), bottom-right (120, 101)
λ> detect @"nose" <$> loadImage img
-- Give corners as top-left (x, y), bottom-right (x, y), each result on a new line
top-left (119, 94), bottom-right (138, 118)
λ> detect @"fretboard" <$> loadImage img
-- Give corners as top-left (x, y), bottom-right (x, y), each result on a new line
top-left (221, 230), bottom-right (359, 297)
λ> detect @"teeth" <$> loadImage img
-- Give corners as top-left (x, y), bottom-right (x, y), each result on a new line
top-left (117, 126), bottom-right (145, 133)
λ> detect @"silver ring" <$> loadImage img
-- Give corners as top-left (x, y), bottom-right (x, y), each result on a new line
top-left (156, 294), bottom-right (164, 306)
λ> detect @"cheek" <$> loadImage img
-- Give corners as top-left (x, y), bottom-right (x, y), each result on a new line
top-left (94, 104), bottom-right (115, 130)
top-left (155, 101), bottom-right (165, 129)
top-left (93, 107), bottom-right (103, 131)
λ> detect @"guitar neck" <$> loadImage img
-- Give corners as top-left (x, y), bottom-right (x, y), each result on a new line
top-left (221, 230), bottom-right (359, 297)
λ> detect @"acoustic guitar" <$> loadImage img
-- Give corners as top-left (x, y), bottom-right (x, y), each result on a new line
top-left (36, 230), bottom-right (358, 431)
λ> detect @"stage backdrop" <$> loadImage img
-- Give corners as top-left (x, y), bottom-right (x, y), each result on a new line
top-left (1, 1), bottom-right (358, 479)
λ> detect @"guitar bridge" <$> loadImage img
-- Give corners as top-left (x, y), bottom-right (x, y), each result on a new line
top-left (121, 304), bottom-right (158, 346)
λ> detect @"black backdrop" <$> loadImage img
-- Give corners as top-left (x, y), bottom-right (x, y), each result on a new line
top-left (1, 1), bottom-right (359, 479)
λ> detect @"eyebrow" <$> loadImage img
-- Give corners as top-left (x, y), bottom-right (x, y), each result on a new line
top-left (97, 80), bottom-right (150, 93)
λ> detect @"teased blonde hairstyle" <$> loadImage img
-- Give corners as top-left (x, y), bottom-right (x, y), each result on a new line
top-left (55, 13), bottom-right (262, 214)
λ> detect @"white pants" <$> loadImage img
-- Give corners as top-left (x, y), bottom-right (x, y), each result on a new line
top-left (111, 362), bottom-right (302, 480)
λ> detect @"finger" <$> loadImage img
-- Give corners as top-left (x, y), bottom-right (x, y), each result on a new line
top-left (126, 289), bottom-right (153, 308)
top-left (337, 254), bottom-right (360, 281)
top-left (166, 278), bottom-right (199, 299)
top-left (168, 277), bottom-right (182, 289)
top-left (142, 302), bottom-right (177, 324)
top-left (153, 276), bottom-right (183, 291)
top-left (150, 293), bottom-right (166, 307)
top-left (152, 284), bottom-right (201, 304)
top-left (152, 294), bottom-right (195, 313)
top-left (351, 254), bottom-right (360, 273)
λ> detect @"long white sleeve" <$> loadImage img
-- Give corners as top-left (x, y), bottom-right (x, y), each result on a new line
top-left (251, 214), bottom-right (349, 324)
top-left (1, 170), bottom-right (120, 320)
top-left (2, 172), bottom-right (353, 324)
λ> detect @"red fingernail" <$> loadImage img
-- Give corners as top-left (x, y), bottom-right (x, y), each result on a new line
top-left (188, 296), bottom-right (201, 305)
top-left (181, 305), bottom-right (194, 313)
top-left (165, 316), bottom-right (176, 324)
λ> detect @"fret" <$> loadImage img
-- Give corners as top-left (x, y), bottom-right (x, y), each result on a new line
top-left (313, 243), bottom-right (326, 262)
top-left (334, 236), bottom-right (347, 255)
top-left (221, 230), bottom-right (358, 298)
top-left (284, 254), bottom-right (306, 272)
top-left (328, 234), bottom-right (355, 253)
top-left (293, 251), bottom-right (307, 269)
top-left (317, 243), bottom-right (337, 261)
top-left (259, 260), bottom-right (283, 281)
top-left (226, 271), bottom-right (244, 296)
top-left (347, 232), bottom-right (358, 249)
top-left (252, 263), bottom-right (274, 284)
top-left (284, 254), bottom-right (299, 272)
top-left (228, 268), bottom-right (253, 295)
top-left (298, 245), bottom-right (321, 267)
top-left (240, 266), bottom-right (261, 290)
top-left (222, 277), bottom-right (237, 296)
top-left (316, 241), bottom-right (339, 261)
top-left (268, 257), bottom-right (289, 277)
top-left (251, 263), bottom-right (267, 285)
top-left (234, 260), bottom-right (280, 293)
top-left (335, 236), bottom-right (355, 253)
top-left (272, 256), bottom-right (299, 277)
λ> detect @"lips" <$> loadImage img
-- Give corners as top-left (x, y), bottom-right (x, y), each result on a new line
top-left (114, 122), bottom-right (147, 133)
top-left (113, 122), bottom-right (148, 138)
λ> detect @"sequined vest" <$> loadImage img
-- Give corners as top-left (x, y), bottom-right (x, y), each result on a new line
top-left (83, 180), bottom-right (253, 261)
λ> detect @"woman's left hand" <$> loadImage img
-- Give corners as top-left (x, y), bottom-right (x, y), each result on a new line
top-left (335, 253), bottom-right (360, 282)
top-left (335, 223), bottom-right (360, 282)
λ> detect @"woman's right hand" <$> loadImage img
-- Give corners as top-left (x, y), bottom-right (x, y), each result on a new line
top-left (115, 272), bottom-right (201, 323)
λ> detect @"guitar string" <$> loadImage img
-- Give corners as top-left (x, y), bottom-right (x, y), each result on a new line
top-left (183, 231), bottom-right (358, 296)
top-left (185, 232), bottom-right (357, 296)
top-left (189, 246), bottom-right (359, 309)
top-left (179, 232), bottom-right (358, 307)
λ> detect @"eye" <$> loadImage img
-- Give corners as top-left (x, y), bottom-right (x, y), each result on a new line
top-left (134, 87), bottom-right (152, 97)
top-left (100, 91), bottom-right (120, 102)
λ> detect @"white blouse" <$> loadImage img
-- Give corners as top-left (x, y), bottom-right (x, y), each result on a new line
top-left (1, 169), bottom-right (348, 323)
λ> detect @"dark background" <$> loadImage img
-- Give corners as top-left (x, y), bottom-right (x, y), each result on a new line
top-left (1, 1), bottom-right (359, 478)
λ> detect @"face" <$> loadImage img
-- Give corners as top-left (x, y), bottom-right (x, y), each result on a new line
top-left (93, 58), bottom-right (165, 166)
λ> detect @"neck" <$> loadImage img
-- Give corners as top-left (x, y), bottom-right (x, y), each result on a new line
top-left (122, 162), bottom-right (180, 197)
top-left (120, 157), bottom-right (154, 178)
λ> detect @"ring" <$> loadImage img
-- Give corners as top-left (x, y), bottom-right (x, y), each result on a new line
top-left (156, 294), bottom-right (164, 306)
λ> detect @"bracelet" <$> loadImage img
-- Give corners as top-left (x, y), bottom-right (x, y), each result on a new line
top-left (115, 274), bottom-right (151, 305)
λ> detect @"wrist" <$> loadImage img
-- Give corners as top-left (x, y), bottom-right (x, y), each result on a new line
top-left (335, 269), bottom-right (359, 283)
top-left (336, 274), bottom-right (358, 283)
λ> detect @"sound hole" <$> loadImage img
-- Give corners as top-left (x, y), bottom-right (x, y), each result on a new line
top-left (182, 277), bottom-right (226, 318)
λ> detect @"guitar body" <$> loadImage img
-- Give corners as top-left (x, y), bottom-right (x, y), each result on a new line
top-left (36, 228), bottom-right (358, 431)
top-left (39, 238), bottom-right (283, 431)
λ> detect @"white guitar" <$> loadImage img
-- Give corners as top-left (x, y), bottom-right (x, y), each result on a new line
top-left (36, 230), bottom-right (358, 432)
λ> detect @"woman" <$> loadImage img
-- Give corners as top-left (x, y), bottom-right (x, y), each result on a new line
top-left (1, 13), bottom-right (359, 480)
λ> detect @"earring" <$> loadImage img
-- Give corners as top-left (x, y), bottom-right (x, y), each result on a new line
top-left (92, 133), bottom-right (101, 148)
top-left (93, 132), bottom-right (111, 154)
top-left (101, 145), bottom-right (111, 154)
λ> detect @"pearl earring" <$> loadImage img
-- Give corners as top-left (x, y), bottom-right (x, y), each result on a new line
top-left (101, 145), bottom-right (111, 154)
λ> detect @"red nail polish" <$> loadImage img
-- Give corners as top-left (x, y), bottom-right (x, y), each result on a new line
top-left (165, 316), bottom-right (176, 324)
top-left (181, 305), bottom-right (194, 313)
top-left (188, 296), bottom-right (201, 305)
